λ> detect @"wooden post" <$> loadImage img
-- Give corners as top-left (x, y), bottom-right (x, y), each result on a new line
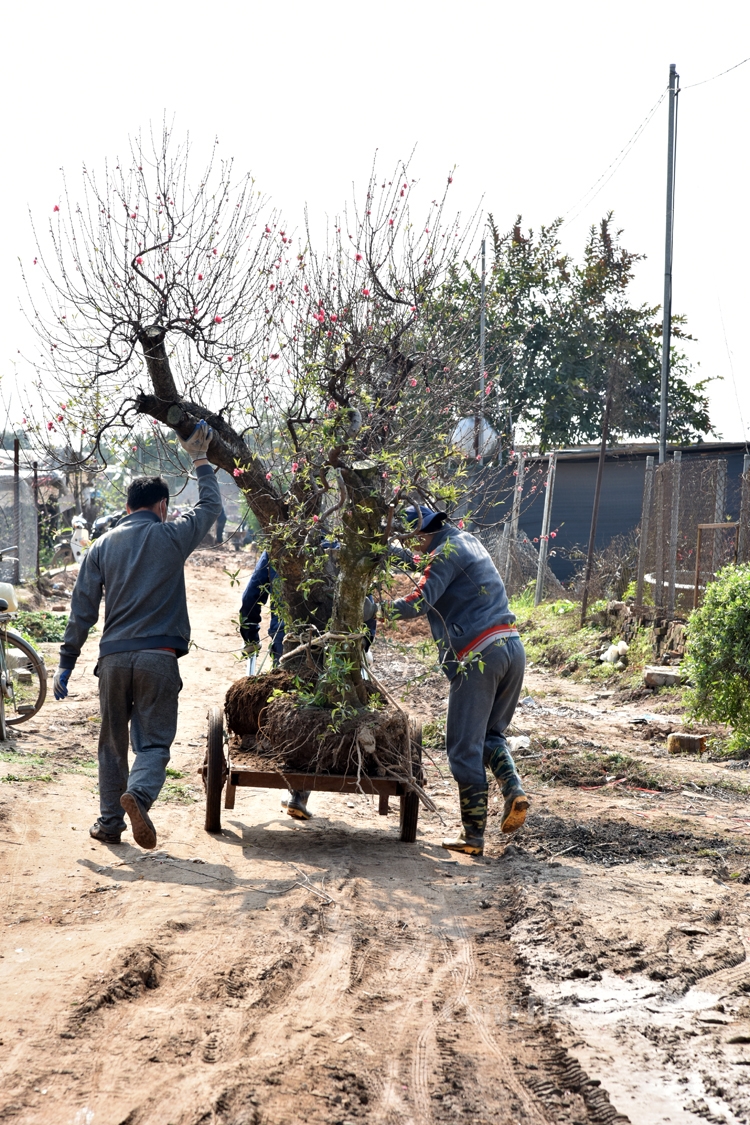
top-left (13, 439), bottom-right (20, 586)
top-left (667, 450), bottom-right (682, 614)
top-left (534, 452), bottom-right (557, 606)
top-left (654, 464), bottom-right (665, 607)
top-left (712, 460), bottom-right (727, 577)
top-left (739, 454), bottom-right (750, 564)
top-left (502, 453), bottom-right (525, 587)
top-left (693, 524), bottom-right (703, 609)
top-left (580, 381), bottom-right (613, 625)
top-left (636, 455), bottom-right (655, 606)
top-left (32, 461), bottom-right (40, 585)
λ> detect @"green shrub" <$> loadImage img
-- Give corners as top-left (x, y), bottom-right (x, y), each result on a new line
top-left (685, 564), bottom-right (750, 753)
top-left (13, 611), bottom-right (69, 643)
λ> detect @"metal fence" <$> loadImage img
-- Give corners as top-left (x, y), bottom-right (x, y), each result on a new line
top-left (636, 453), bottom-right (750, 614)
top-left (0, 471), bottom-right (38, 584)
top-left (474, 523), bottom-right (566, 600)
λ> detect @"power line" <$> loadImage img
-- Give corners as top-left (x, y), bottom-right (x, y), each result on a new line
top-left (561, 55), bottom-right (750, 231)
top-left (562, 87), bottom-right (668, 227)
top-left (682, 55), bottom-right (750, 90)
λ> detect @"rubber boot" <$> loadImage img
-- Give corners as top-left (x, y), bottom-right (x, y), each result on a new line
top-left (486, 740), bottom-right (530, 834)
top-left (282, 789), bottom-right (312, 820)
top-left (442, 782), bottom-right (488, 856)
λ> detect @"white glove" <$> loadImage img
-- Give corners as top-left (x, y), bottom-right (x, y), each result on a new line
top-left (179, 419), bottom-right (213, 462)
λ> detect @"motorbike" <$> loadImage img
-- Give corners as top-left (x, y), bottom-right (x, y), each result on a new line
top-left (90, 510), bottom-right (126, 540)
top-left (51, 516), bottom-right (91, 568)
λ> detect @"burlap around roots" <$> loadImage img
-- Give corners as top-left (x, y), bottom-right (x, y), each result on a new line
top-left (224, 672), bottom-right (415, 778)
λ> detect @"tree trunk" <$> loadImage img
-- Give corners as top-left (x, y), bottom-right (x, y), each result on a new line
top-left (328, 464), bottom-right (388, 708)
top-left (135, 327), bottom-right (385, 711)
top-left (134, 326), bottom-right (285, 529)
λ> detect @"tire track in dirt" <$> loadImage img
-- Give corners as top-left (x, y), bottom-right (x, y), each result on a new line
top-left (451, 914), bottom-right (540, 1118)
top-left (410, 912), bottom-right (546, 1124)
top-left (410, 925), bottom-right (473, 1124)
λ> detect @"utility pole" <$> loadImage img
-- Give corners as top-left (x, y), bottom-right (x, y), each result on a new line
top-left (474, 238), bottom-right (486, 464)
top-left (659, 62), bottom-right (679, 464)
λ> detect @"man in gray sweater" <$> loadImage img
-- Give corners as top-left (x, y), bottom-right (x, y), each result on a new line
top-left (386, 506), bottom-right (528, 856)
top-left (53, 421), bottom-right (222, 850)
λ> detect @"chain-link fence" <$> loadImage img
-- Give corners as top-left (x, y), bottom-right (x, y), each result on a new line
top-left (474, 523), bottom-right (566, 599)
top-left (636, 455), bottom-right (747, 613)
top-left (0, 471), bottom-right (38, 583)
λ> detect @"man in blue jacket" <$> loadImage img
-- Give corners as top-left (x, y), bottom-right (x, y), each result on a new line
top-left (53, 421), bottom-right (222, 850)
top-left (239, 550), bottom-right (285, 666)
top-left (385, 506), bottom-right (528, 856)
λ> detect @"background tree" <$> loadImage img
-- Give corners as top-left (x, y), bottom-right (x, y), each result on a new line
top-left (431, 215), bottom-right (714, 452)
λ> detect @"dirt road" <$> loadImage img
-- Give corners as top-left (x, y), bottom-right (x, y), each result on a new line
top-left (2, 550), bottom-right (750, 1124)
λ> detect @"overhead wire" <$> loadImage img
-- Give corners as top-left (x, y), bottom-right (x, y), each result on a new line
top-left (561, 86), bottom-right (668, 227)
top-left (682, 55), bottom-right (750, 90)
top-left (561, 54), bottom-right (750, 231)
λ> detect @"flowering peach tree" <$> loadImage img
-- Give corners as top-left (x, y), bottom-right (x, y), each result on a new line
top-left (20, 131), bottom-right (482, 706)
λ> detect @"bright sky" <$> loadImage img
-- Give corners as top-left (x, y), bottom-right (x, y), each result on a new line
top-left (2, 0), bottom-right (748, 444)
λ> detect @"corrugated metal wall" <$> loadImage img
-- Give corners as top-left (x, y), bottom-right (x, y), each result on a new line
top-left (477, 445), bottom-right (748, 584)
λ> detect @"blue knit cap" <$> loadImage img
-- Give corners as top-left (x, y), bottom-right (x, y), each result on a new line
top-left (402, 505), bottom-right (446, 533)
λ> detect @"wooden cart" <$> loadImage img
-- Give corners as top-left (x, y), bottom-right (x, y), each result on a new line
top-left (203, 706), bottom-right (422, 843)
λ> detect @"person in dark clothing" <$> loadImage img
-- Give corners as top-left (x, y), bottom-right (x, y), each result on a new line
top-left (239, 550), bottom-right (380, 667)
top-left (384, 505), bottom-right (528, 856)
top-left (239, 550), bottom-right (285, 665)
top-left (53, 422), bottom-right (222, 850)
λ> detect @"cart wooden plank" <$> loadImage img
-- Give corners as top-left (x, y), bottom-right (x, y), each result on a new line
top-left (228, 768), bottom-right (402, 797)
top-left (208, 711), bottom-right (423, 842)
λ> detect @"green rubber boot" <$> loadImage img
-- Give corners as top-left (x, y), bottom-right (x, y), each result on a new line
top-left (486, 740), bottom-right (530, 835)
top-left (282, 790), bottom-right (312, 820)
top-left (442, 782), bottom-right (488, 856)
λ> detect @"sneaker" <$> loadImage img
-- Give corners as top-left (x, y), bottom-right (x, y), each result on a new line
top-left (89, 820), bottom-right (122, 845)
top-left (120, 792), bottom-right (157, 850)
top-left (441, 831), bottom-right (484, 856)
top-left (501, 793), bottom-right (530, 835)
top-left (281, 795), bottom-right (312, 821)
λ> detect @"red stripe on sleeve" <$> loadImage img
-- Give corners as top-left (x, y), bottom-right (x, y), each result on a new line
top-left (404, 563), bottom-right (431, 604)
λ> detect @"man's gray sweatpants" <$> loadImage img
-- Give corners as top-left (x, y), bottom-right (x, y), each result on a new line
top-left (96, 651), bottom-right (182, 835)
top-left (445, 637), bottom-right (526, 787)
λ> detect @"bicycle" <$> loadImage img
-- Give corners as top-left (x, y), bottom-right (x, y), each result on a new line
top-left (0, 546), bottom-right (48, 740)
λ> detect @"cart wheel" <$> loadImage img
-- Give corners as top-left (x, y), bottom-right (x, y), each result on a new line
top-left (410, 717), bottom-right (424, 783)
top-left (204, 707), bottom-right (225, 834)
top-left (399, 790), bottom-right (420, 843)
top-left (400, 720), bottom-right (423, 843)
